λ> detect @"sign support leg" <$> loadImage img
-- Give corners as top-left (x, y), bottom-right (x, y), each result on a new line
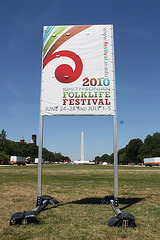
top-left (37, 115), bottom-right (44, 206)
top-left (113, 112), bottom-right (118, 206)
top-left (111, 25), bottom-right (119, 207)
top-left (107, 27), bottom-right (136, 228)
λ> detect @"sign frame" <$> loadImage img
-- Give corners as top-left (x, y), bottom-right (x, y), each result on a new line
top-left (37, 25), bottom-right (118, 206)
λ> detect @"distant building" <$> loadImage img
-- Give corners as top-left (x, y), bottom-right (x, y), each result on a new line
top-left (20, 134), bottom-right (37, 144)
top-left (30, 134), bottom-right (37, 145)
top-left (20, 135), bottom-right (25, 143)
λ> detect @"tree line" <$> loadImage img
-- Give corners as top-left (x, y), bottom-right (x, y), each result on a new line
top-left (94, 132), bottom-right (160, 164)
top-left (0, 129), bottom-right (71, 164)
top-left (1, 129), bottom-right (160, 165)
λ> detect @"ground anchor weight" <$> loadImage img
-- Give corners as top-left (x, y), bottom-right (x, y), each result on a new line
top-left (101, 195), bottom-right (136, 228)
top-left (10, 195), bottom-right (59, 225)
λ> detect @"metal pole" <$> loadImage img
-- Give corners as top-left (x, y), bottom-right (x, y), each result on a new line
top-left (37, 115), bottom-right (43, 204)
top-left (37, 27), bottom-right (45, 206)
top-left (113, 110), bottom-right (118, 200)
top-left (111, 25), bottom-right (119, 205)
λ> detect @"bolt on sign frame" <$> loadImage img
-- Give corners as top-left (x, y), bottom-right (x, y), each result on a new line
top-left (38, 24), bottom-right (118, 205)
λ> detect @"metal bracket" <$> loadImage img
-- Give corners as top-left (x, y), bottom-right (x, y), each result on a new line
top-left (10, 195), bottom-right (59, 225)
top-left (109, 199), bottom-right (136, 228)
top-left (101, 195), bottom-right (136, 228)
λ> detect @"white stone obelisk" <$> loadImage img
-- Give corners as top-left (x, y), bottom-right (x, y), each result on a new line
top-left (81, 131), bottom-right (84, 161)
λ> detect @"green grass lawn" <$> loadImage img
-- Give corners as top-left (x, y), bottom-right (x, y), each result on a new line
top-left (0, 164), bottom-right (160, 240)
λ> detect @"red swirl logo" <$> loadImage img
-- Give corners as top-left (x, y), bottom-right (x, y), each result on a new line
top-left (43, 50), bottom-right (83, 84)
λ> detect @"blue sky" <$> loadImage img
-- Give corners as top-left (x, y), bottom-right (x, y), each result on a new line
top-left (0, 0), bottom-right (160, 161)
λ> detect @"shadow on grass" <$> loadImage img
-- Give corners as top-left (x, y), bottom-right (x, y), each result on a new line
top-left (119, 197), bottom-right (144, 211)
top-left (70, 196), bottom-right (144, 211)
top-left (71, 197), bottom-right (102, 205)
top-left (42, 196), bottom-right (144, 212)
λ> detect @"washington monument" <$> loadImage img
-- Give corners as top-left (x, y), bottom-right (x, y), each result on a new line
top-left (81, 131), bottom-right (84, 161)
top-left (72, 131), bottom-right (94, 164)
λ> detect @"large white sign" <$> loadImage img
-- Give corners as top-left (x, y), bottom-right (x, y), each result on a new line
top-left (41, 25), bottom-right (115, 116)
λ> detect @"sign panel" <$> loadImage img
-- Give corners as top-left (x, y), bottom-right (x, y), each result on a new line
top-left (41, 25), bottom-right (115, 116)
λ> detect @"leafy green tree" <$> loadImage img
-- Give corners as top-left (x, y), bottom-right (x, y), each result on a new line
top-left (100, 153), bottom-right (111, 162)
top-left (126, 138), bottom-right (143, 164)
top-left (5, 140), bottom-right (16, 155)
top-left (54, 152), bottom-right (64, 162)
top-left (0, 129), bottom-right (74, 164)
top-left (42, 148), bottom-right (54, 162)
top-left (24, 144), bottom-right (38, 161)
top-left (0, 129), bottom-right (7, 140)
top-left (118, 148), bottom-right (127, 164)
top-left (94, 153), bottom-right (113, 164)
top-left (119, 152), bottom-right (127, 164)
top-left (139, 132), bottom-right (160, 160)
top-left (109, 153), bottom-right (114, 164)
top-left (0, 151), bottom-right (9, 164)
top-left (0, 129), bottom-right (7, 152)
top-left (94, 156), bottom-right (101, 163)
